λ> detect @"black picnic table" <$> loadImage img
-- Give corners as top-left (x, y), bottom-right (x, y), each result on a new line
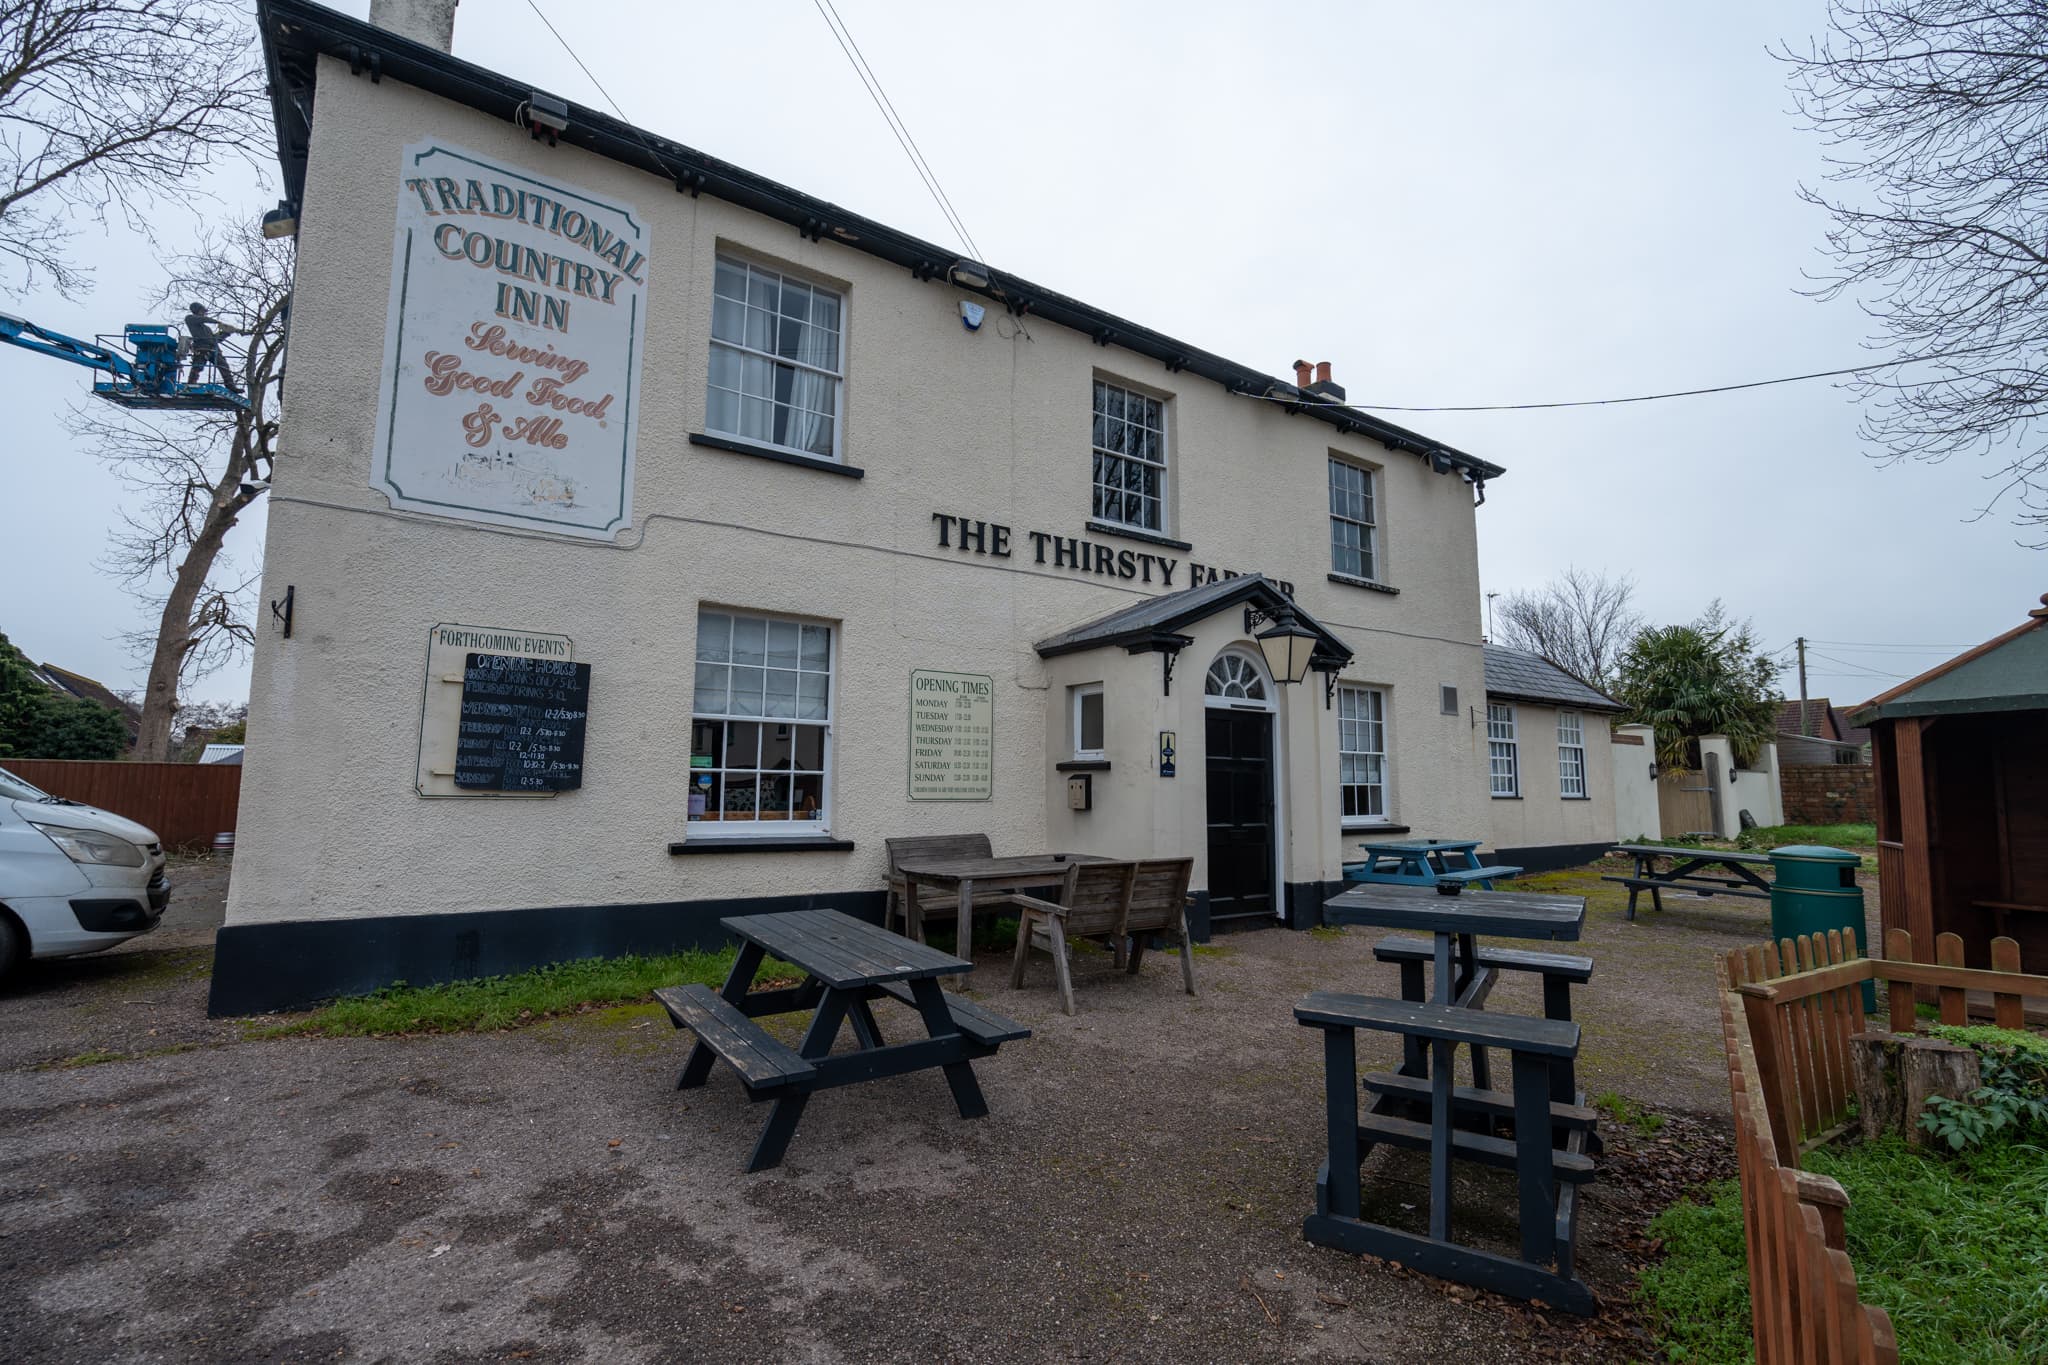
top-left (1608, 843), bottom-right (1774, 920)
top-left (1305, 883), bottom-right (1598, 1314)
top-left (655, 908), bottom-right (1028, 1172)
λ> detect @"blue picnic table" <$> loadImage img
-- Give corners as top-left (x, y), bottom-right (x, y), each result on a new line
top-left (1343, 837), bottom-right (1522, 890)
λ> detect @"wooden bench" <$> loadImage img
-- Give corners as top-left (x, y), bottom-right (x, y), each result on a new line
top-left (1435, 864), bottom-right (1522, 889)
top-left (883, 833), bottom-right (992, 940)
top-left (654, 984), bottom-right (815, 1094)
top-left (1602, 874), bottom-right (1770, 920)
top-left (872, 980), bottom-right (1029, 1046)
top-left (1000, 857), bottom-right (1197, 1015)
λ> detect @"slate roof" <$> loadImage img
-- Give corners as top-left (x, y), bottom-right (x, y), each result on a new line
top-left (1850, 594), bottom-right (2048, 724)
top-left (1482, 645), bottom-right (1623, 712)
top-left (1034, 575), bottom-right (1352, 665)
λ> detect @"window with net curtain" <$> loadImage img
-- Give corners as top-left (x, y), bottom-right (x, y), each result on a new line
top-left (1338, 685), bottom-right (1389, 821)
top-left (1093, 379), bottom-right (1167, 532)
top-left (1487, 703), bottom-right (1519, 797)
top-left (690, 609), bottom-right (832, 830)
top-left (706, 256), bottom-right (842, 460)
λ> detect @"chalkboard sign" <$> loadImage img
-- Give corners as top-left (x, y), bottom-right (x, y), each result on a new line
top-left (454, 653), bottom-right (591, 792)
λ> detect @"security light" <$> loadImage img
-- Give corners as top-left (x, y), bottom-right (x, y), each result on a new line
top-left (261, 201), bottom-right (298, 239)
top-left (949, 259), bottom-right (992, 291)
top-left (526, 92), bottom-right (570, 143)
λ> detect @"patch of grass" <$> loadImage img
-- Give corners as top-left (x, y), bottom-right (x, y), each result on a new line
top-left (1307, 924), bottom-right (1346, 941)
top-left (250, 947), bottom-right (796, 1038)
top-left (1594, 1090), bottom-right (1666, 1136)
top-left (1733, 822), bottom-right (1876, 852)
top-left (1190, 942), bottom-right (1230, 958)
top-left (1927, 1023), bottom-right (2048, 1060)
top-left (1808, 1136), bottom-right (2048, 1363)
top-left (36, 1041), bottom-right (202, 1070)
top-left (1636, 1178), bottom-right (1752, 1364)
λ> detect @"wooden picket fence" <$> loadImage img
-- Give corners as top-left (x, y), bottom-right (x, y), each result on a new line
top-left (3, 759), bottom-right (241, 853)
top-left (1717, 928), bottom-right (2048, 1363)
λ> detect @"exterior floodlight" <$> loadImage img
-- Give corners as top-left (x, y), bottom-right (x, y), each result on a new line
top-left (261, 201), bottom-right (298, 239)
top-left (1247, 605), bottom-right (1318, 686)
top-left (526, 91), bottom-right (569, 143)
top-left (949, 259), bottom-right (992, 291)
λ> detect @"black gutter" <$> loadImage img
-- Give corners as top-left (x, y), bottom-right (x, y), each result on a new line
top-left (254, 0), bottom-right (1506, 485)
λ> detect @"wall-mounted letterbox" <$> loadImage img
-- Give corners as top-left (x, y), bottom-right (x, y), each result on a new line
top-left (1067, 774), bottom-right (1092, 811)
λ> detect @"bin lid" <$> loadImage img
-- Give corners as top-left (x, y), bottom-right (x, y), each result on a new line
top-left (1770, 844), bottom-right (1862, 863)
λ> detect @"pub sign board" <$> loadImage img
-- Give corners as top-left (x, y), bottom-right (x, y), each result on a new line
top-left (373, 141), bottom-right (648, 538)
top-left (454, 653), bottom-right (592, 792)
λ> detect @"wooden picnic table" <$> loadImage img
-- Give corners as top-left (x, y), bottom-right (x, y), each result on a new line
top-left (1343, 837), bottom-right (1521, 890)
top-left (1608, 843), bottom-right (1774, 920)
top-left (656, 908), bottom-right (1028, 1171)
top-left (1304, 883), bottom-right (1597, 1313)
top-left (896, 851), bottom-right (1110, 986)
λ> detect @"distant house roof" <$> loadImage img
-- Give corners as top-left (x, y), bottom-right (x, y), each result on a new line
top-left (198, 744), bottom-right (246, 765)
top-left (30, 662), bottom-right (139, 739)
top-left (1850, 594), bottom-right (2048, 724)
top-left (1034, 575), bottom-right (1354, 666)
top-left (1482, 645), bottom-right (1624, 713)
top-left (1775, 698), bottom-right (1870, 748)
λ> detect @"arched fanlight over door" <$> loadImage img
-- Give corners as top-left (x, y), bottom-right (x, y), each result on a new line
top-left (1205, 652), bottom-right (1269, 703)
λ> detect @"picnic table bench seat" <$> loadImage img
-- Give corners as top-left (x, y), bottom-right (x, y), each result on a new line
top-left (1601, 873), bottom-right (1770, 920)
top-left (1295, 990), bottom-right (1581, 1057)
top-left (1346, 1109), bottom-right (1599, 1182)
top-left (654, 984), bottom-right (815, 1093)
top-left (1433, 864), bottom-right (1522, 886)
top-left (1359, 1071), bottom-right (1599, 1131)
top-left (871, 980), bottom-right (1028, 1046)
top-left (1370, 935), bottom-right (1593, 984)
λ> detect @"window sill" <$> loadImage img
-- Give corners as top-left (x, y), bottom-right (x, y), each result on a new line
top-left (1342, 822), bottom-right (1411, 834)
top-left (669, 836), bottom-right (855, 854)
top-left (1056, 759), bottom-right (1111, 772)
top-left (1328, 572), bottom-right (1399, 596)
top-left (1560, 795), bottom-right (1591, 802)
top-left (1085, 519), bottom-right (1193, 553)
top-left (689, 432), bottom-right (864, 479)
top-left (1490, 794), bottom-right (1522, 801)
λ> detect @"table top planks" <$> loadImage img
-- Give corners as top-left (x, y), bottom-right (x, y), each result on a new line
top-left (1615, 844), bottom-right (1774, 866)
top-left (1323, 882), bottom-right (1587, 942)
top-left (722, 907), bottom-right (971, 989)
top-left (1355, 838), bottom-right (1484, 855)
top-left (893, 851), bottom-right (1110, 884)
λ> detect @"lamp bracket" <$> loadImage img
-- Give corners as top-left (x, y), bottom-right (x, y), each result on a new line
top-left (1244, 603), bottom-right (1283, 634)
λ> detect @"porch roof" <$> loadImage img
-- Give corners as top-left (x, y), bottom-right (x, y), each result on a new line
top-left (1850, 596), bottom-right (2048, 724)
top-left (1033, 575), bottom-right (1353, 667)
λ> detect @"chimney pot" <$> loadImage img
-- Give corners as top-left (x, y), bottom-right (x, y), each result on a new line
top-left (1315, 361), bottom-right (1332, 386)
top-left (1292, 359), bottom-right (1313, 390)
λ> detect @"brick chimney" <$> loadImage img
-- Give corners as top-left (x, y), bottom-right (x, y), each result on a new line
top-left (369, 0), bottom-right (458, 51)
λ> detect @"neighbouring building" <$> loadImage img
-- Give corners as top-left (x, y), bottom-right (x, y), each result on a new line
top-left (1479, 645), bottom-right (1624, 870)
top-left (218, 0), bottom-right (1596, 1012)
top-left (1774, 698), bottom-right (1869, 766)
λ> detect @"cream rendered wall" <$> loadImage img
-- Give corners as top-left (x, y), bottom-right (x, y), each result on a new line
top-left (1483, 703), bottom-right (1618, 855)
top-left (228, 62), bottom-right (1493, 928)
top-left (1610, 722), bottom-right (1661, 842)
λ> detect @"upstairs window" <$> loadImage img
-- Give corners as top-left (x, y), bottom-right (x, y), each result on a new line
top-left (1092, 379), bottom-right (1167, 532)
top-left (1487, 702), bottom-right (1519, 797)
top-left (1558, 711), bottom-right (1587, 798)
top-left (1338, 685), bottom-right (1390, 822)
top-left (707, 256), bottom-right (843, 460)
top-left (1329, 460), bottom-right (1377, 581)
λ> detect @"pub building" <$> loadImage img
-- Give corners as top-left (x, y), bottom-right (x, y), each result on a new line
top-left (214, 0), bottom-right (1621, 1013)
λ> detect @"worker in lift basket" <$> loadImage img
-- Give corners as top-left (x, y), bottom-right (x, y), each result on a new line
top-left (183, 302), bottom-right (241, 393)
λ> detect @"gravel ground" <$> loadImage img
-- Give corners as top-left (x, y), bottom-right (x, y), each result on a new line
top-left (0, 854), bottom-right (1860, 1363)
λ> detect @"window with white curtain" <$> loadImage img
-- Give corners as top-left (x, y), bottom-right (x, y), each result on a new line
top-left (1329, 459), bottom-right (1377, 581)
top-left (690, 609), bottom-right (833, 831)
top-left (1487, 703), bottom-right (1519, 797)
top-left (1092, 379), bottom-right (1167, 532)
top-left (1338, 685), bottom-right (1390, 822)
top-left (706, 256), bottom-right (843, 460)
top-left (1558, 711), bottom-right (1587, 798)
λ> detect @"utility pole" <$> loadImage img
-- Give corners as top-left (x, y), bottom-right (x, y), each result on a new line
top-left (1796, 636), bottom-right (1811, 735)
top-left (1485, 591), bottom-right (1499, 642)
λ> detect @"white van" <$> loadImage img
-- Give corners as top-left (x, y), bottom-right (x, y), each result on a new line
top-left (0, 765), bottom-right (169, 975)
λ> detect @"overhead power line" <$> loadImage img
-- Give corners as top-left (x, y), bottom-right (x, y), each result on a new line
top-left (809, 0), bottom-right (986, 265)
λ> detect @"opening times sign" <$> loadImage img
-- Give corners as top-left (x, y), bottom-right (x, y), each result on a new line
top-left (373, 142), bottom-right (648, 538)
top-left (909, 670), bottom-right (994, 801)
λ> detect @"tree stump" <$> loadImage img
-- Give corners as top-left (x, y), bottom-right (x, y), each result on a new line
top-left (1849, 1032), bottom-right (1980, 1145)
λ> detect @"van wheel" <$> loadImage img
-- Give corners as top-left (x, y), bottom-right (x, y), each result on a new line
top-left (0, 914), bottom-right (21, 978)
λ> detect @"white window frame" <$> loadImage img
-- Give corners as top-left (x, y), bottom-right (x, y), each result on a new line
top-left (1329, 458), bottom-right (1379, 582)
top-left (689, 607), bottom-right (835, 836)
top-left (1091, 378), bottom-right (1169, 534)
top-left (1337, 684), bottom-right (1391, 826)
top-left (1487, 702), bottom-right (1519, 798)
top-left (1558, 711), bottom-right (1587, 799)
top-left (1071, 683), bottom-right (1105, 761)
top-left (706, 254), bottom-right (845, 462)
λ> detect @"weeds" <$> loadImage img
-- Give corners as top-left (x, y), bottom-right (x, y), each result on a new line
top-left (1636, 1179), bottom-right (1752, 1364)
top-left (1732, 822), bottom-right (1876, 852)
top-left (1594, 1091), bottom-right (1666, 1136)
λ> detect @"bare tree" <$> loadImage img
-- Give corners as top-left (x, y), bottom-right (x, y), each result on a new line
top-left (77, 221), bottom-right (287, 759)
top-left (1493, 567), bottom-right (1643, 693)
top-left (0, 0), bottom-right (265, 296)
top-left (1784, 1), bottom-right (2048, 535)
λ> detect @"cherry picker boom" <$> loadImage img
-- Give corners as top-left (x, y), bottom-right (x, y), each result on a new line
top-left (0, 311), bottom-right (251, 413)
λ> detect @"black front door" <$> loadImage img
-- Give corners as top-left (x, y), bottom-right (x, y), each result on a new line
top-left (1205, 707), bottom-right (1275, 923)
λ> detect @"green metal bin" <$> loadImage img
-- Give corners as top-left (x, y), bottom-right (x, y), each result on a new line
top-left (1769, 845), bottom-right (1873, 1011)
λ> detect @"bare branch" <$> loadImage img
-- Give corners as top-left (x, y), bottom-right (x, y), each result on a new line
top-left (1493, 567), bottom-right (1643, 693)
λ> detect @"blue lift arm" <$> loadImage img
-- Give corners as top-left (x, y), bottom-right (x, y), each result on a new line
top-left (0, 310), bottom-right (251, 413)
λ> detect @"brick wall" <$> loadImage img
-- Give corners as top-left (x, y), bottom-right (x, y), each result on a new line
top-left (1780, 763), bottom-right (1875, 826)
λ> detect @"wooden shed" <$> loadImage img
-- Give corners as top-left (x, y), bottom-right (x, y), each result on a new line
top-left (1854, 593), bottom-right (2048, 970)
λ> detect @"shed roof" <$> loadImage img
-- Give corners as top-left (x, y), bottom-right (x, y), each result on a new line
top-left (1034, 575), bottom-right (1352, 666)
top-left (1850, 594), bottom-right (2048, 724)
top-left (255, 0), bottom-right (1506, 485)
top-left (1482, 645), bottom-right (1624, 713)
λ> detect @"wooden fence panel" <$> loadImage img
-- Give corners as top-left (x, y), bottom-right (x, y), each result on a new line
top-left (5, 759), bottom-right (241, 852)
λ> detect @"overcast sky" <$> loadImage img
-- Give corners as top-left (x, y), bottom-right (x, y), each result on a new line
top-left (2, 0), bottom-right (2040, 709)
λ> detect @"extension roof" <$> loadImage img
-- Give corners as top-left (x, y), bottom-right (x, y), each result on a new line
top-left (1034, 575), bottom-right (1352, 666)
top-left (254, 0), bottom-right (1506, 485)
top-left (1849, 594), bottom-right (2048, 724)
top-left (1482, 645), bottom-right (1623, 713)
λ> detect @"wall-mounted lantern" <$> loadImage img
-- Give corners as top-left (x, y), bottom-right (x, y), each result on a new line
top-left (1244, 603), bottom-right (1318, 686)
